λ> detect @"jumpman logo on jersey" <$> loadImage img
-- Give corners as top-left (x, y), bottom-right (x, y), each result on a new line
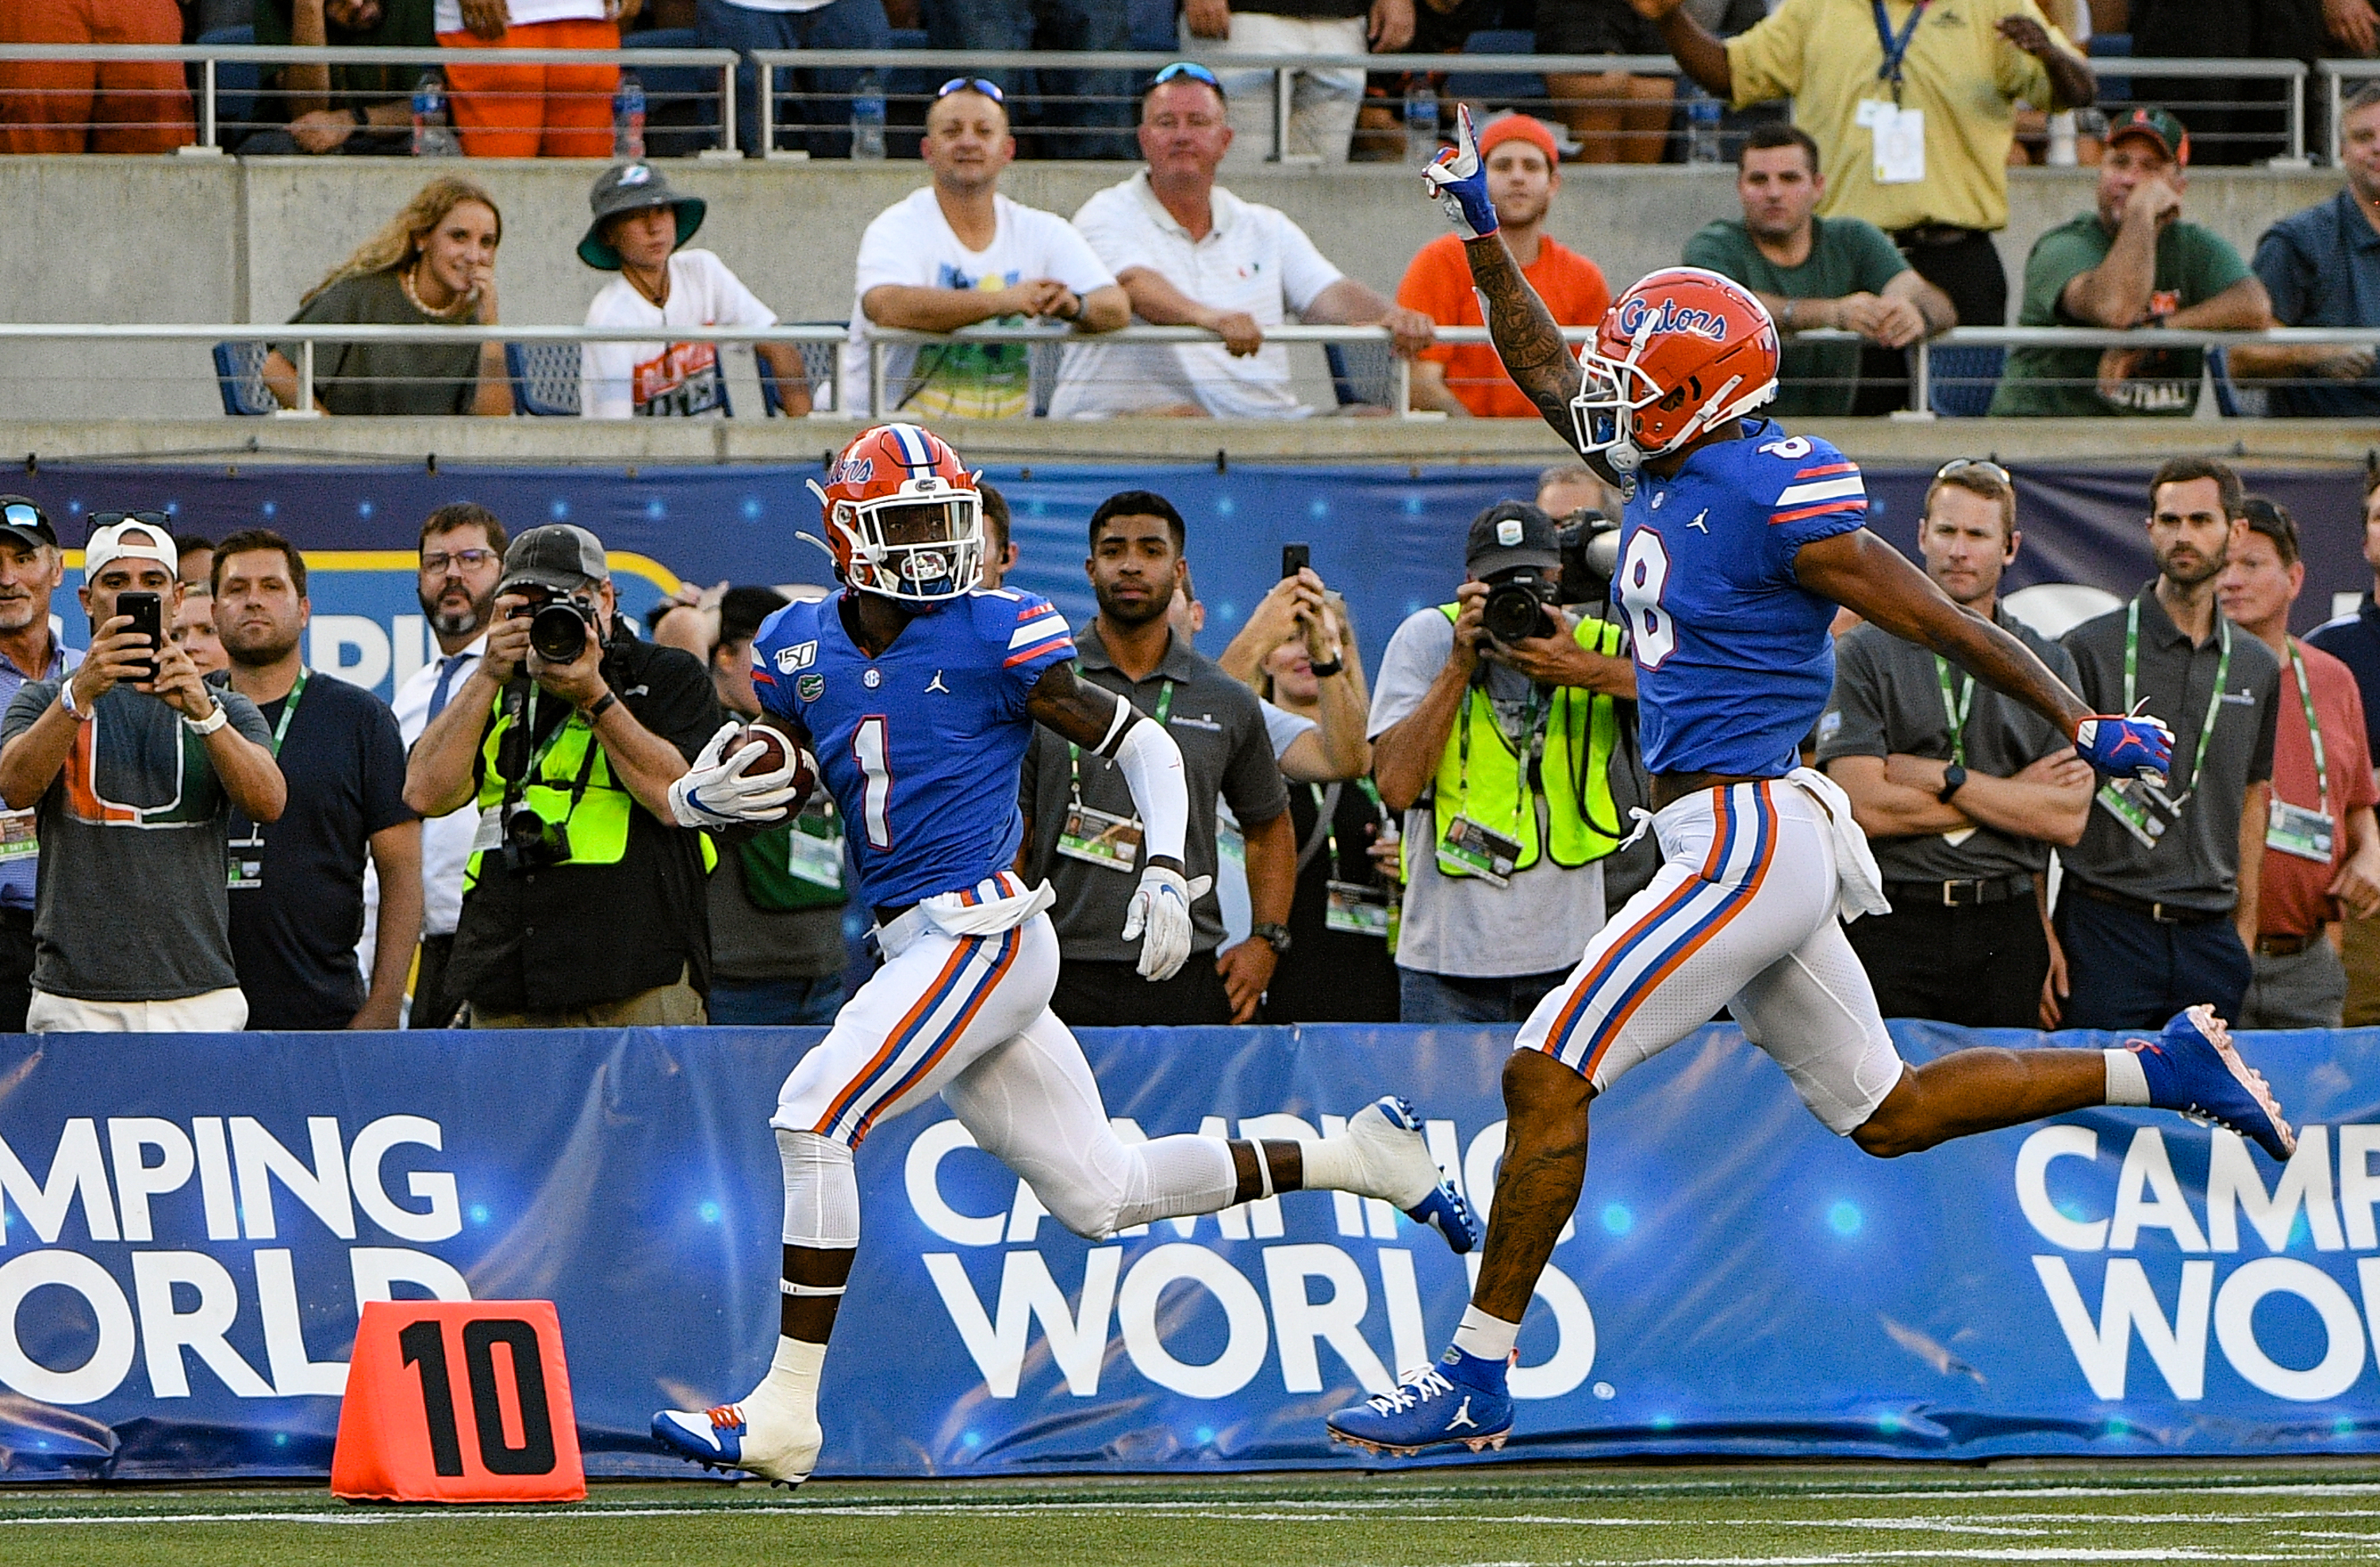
top-left (1688, 509), bottom-right (1710, 532)
top-left (925, 670), bottom-right (950, 695)
top-left (1447, 1397), bottom-right (1476, 1430)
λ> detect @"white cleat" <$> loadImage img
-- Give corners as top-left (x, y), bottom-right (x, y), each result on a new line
top-left (1334, 1097), bottom-right (1481, 1253)
top-left (651, 1396), bottom-right (822, 1488)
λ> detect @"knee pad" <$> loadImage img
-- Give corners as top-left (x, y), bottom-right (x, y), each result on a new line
top-left (777, 1128), bottom-right (859, 1250)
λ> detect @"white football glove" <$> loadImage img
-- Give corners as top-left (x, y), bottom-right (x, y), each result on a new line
top-left (667, 721), bottom-right (808, 831)
top-left (1121, 864), bottom-right (1214, 982)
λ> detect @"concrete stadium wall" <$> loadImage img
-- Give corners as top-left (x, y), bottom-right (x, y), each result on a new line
top-left (0, 154), bottom-right (2350, 422)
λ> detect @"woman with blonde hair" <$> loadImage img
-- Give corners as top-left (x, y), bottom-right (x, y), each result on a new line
top-left (264, 178), bottom-right (512, 417)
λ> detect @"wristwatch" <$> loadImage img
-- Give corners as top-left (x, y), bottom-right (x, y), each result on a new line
top-left (1937, 763), bottom-right (1968, 803)
top-left (183, 697), bottom-right (231, 737)
top-left (1250, 921), bottom-right (1293, 956)
top-left (1307, 656), bottom-right (1344, 678)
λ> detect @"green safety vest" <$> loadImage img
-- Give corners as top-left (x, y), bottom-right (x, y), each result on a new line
top-left (466, 689), bottom-right (705, 889)
top-left (1427, 603), bottom-right (1624, 875)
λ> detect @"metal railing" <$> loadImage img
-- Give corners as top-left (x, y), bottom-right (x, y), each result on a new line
top-left (2318, 59), bottom-right (2380, 166)
top-left (0, 42), bottom-right (2320, 163)
top-left (2, 321), bottom-right (2377, 421)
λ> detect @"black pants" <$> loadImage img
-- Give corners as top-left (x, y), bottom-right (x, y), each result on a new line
top-left (0, 906), bottom-right (32, 1034)
top-left (409, 934), bottom-right (464, 1030)
top-left (1050, 956), bottom-right (1233, 1027)
top-left (1844, 895), bottom-right (2048, 1029)
top-left (2054, 890), bottom-right (2253, 1032)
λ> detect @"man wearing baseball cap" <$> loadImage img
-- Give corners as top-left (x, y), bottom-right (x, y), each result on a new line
top-left (578, 163), bottom-right (810, 420)
top-left (0, 514), bottom-right (283, 1032)
top-left (1365, 501), bottom-right (1636, 1023)
top-left (1395, 114), bottom-right (1611, 419)
top-left (404, 523), bottom-right (731, 1028)
top-left (0, 498), bottom-right (75, 1030)
top-left (1993, 105), bottom-right (2274, 417)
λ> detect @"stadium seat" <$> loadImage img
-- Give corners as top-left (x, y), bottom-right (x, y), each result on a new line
top-left (2090, 33), bottom-right (2130, 106)
top-left (1445, 30), bottom-right (1545, 108)
top-left (195, 26), bottom-right (259, 149)
top-left (758, 329), bottom-right (843, 416)
top-left (212, 340), bottom-right (278, 416)
top-left (507, 343), bottom-right (584, 417)
top-left (1923, 344), bottom-right (2005, 418)
top-left (1326, 341), bottom-right (1399, 411)
top-left (623, 27), bottom-right (719, 158)
top-left (2209, 347), bottom-right (2267, 419)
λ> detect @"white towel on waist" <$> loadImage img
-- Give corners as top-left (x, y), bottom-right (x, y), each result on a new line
top-left (1787, 766), bottom-right (1892, 923)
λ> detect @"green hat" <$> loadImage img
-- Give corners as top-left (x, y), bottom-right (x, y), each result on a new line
top-left (2106, 105), bottom-right (2190, 167)
top-left (577, 162), bottom-right (707, 271)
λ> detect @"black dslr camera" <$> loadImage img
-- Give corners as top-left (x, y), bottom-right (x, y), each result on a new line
top-left (1481, 565), bottom-right (1560, 644)
top-left (1555, 509), bottom-right (1622, 606)
top-left (509, 586), bottom-right (601, 664)
top-left (500, 801), bottom-right (572, 872)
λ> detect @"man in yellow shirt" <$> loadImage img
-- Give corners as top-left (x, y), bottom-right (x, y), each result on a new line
top-left (1625, 0), bottom-right (2093, 328)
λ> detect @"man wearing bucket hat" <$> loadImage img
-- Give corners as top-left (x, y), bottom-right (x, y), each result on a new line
top-left (578, 162), bottom-right (812, 420)
top-left (1991, 106), bottom-right (2274, 417)
top-left (0, 514), bottom-right (283, 1033)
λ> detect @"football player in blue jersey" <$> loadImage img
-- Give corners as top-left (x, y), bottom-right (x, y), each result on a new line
top-left (1322, 109), bottom-right (2299, 1459)
top-left (649, 421), bottom-right (1480, 1486)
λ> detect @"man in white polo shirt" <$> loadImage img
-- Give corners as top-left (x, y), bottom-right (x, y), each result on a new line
top-left (1050, 62), bottom-right (1434, 420)
top-left (844, 78), bottom-right (1128, 420)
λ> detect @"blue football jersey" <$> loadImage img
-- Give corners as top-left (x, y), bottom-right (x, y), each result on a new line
top-left (748, 588), bottom-right (1076, 908)
top-left (1609, 420), bottom-right (1869, 776)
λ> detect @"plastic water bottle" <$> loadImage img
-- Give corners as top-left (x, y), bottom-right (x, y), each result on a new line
top-left (411, 71), bottom-right (459, 158)
top-left (1404, 79), bottom-right (1440, 168)
top-left (1683, 83), bottom-right (1722, 165)
top-left (850, 70), bottom-right (886, 161)
top-left (612, 71), bottom-right (646, 160)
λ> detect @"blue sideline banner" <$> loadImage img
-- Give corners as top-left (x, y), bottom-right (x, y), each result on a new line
top-left (2, 1023), bottom-right (2380, 1481)
top-left (10, 463), bottom-right (2372, 705)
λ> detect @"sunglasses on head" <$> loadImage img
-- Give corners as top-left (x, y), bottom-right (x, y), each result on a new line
top-left (1152, 61), bottom-right (1223, 93)
top-left (0, 501), bottom-right (45, 532)
top-left (1935, 458), bottom-right (2012, 486)
top-left (936, 77), bottom-right (1004, 104)
top-left (88, 509), bottom-right (173, 530)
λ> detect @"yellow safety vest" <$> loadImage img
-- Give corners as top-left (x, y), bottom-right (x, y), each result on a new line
top-left (1428, 604), bottom-right (1624, 875)
top-left (465, 689), bottom-right (672, 889)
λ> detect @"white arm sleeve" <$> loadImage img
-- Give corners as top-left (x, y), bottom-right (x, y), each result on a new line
top-left (1112, 712), bottom-right (1189, 868)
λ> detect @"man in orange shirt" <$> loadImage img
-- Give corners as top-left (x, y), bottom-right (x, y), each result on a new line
top-left (1395, 114), bottom-right (1609, 418)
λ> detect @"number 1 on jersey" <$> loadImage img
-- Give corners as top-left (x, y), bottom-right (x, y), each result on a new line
top-left (851, 716), bottom-right (893, 850)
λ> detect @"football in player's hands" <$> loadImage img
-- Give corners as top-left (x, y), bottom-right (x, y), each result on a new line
top-left (731, 723), bottom-right (792, 778)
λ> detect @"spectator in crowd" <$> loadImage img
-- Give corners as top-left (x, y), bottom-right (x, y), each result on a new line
top-left (367, 502), bottom-right (505, 1030)
top-left (2220, 497), bottom-right (2380, 1028)
top-left (1019, 490), bottom-right (1293, 1025)
top-left (2234, 84), bottom-right (2380, 419)
top-left (0, 0), bottom-right (193, 154)
top-left (173, 586), bottom-right (230, 677)
top-left (267, 178), bottom-right (512, 417)
top-left (1993, 109), bottom-right (2273, 418)
top-left (0, 518), bottom-right (283, 1032)
top-left (0, 499), bottom-right (78, 1034)
top-left (1396, 114), bottom-right (1612, 418)
top-left (175, 535), bottom-right (215, 591)
top-left (578, 163), bottom-right (811, 420)
top-left (2055, 459), bottom-right (2279, 1031)
top-left (1817, 461), bottom-right (2090, 1027)
top-left (1628, 0), bottom-right (2094, 328)
top-left (1188, 0), bottom-right (1412, 164)
top-left (404, 523), bottom-right (722, 1027)
top-left (1353, 0), bottom-right (1499, 162)
top-left (1684, 124), bottom-right (1954, 418)
top-left (1368, 502), bottom-right (1633, 1024)
top-left (1051, 65), bottom-right (1435, 420)
top-left (211, 530), bottom-right (420, 1031)
top-left (697, 0), bottom-right (887, 160)
top-left (977, 481), bottom-right (1019, 589)
top-left (845, 82), bottom-right (1127, 421)
top-left (248, 0), bottom-right (435, 156)
top-left (436, 0), bottom-right (629, 159)
top-left (923, 0), bottom-right (1134, 160)
top-left (1218, 567), bottom-right (1373, 785)
top-left (1538, 0), bottom-right (1763, 164)
top-left (2309, 469), bottom-right (2380, 1024)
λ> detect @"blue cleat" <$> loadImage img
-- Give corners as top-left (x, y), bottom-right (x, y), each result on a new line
top-left (651, 1400), bottom-right (818, 1488)
top-left (1327, 1348), bottom-right (1514, 1457)
top-left (1346, 1097), bottom-right (1480, 1254)
top-left (2129, 1004), bottom-right (2296, 1162)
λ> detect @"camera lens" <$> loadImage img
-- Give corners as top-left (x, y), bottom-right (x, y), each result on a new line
top-left (529, 602), bottom-right (589, 663)
top-left (1483, 582), bottom-right (1551, 643)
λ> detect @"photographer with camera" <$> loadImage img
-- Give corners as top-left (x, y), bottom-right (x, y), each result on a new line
top-left (1368, 502), bottom-right (1637, 1024)
top-left (402, 524), bottom-right (728, 1028)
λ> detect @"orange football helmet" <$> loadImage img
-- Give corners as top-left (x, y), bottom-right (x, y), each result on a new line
top-left (1572, 267), bottom-right (1779, 474)
top-left (803, 422), bottom-right (983, 605)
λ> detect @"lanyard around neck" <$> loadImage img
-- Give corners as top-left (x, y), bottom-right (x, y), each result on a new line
top-left (1933, 654), bottom-right (1974, 768)
top-left (1455, 679), bottom-right (1547, 834)
top-left (2123, 597), bottom-right (2231, 799)
top-left (260, 669), bottom-right (309, 758)
top-left (1309, 777), bottom-right (1385, 880)
top-left (1871, 0), bottom-right (1931, 100)
top-left (2288, 638), bottom-right (2331, 817)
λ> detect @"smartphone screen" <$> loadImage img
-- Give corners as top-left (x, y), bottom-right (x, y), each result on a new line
top-left (118, 591), bottom-right (162, 685)
top-left (1281, 543), bottom-right (1311, 581)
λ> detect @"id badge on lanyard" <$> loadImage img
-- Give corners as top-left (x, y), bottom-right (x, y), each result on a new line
top-left (788, 804), bottom-right (846, 889)
top-left (226, 672), bottom-right (307, 891)
top-left (2267, 639), bottom-right (2338, 865)
top-left (0, 808), bottom-right (36, 864)
top-left (1864, 0), bottom-right (1929, 182)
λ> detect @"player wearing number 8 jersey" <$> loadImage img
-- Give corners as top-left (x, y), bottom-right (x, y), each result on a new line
top-left (1324, 106), bottom-right (2301, 1461)
top-left (650, 421), bottom-right (1479, 1487)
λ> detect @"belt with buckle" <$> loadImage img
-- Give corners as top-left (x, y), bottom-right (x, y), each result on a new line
top-left (1891, 223), bottom-right (1986, 248)
top-left (2067, 878), bottom-right (2225, 925)
top-left (1885, 874), bottom-right (2032, 908)
top-left (2256, 931), bottom-right (2320, 957)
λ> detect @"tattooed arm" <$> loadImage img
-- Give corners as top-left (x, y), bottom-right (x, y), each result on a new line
top-left (1461, 232), bottom-right (1591, 456)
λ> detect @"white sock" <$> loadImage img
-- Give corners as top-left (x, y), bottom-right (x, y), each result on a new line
top-left (1451, 1305), bottom-right (1520, 1364)
top-left (754, 1335), bottom-right (826, 1415)
top-left (2105, 1047), bottom-right (2151, 1107)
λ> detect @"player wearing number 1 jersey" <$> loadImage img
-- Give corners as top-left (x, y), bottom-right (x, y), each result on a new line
top-left (650, 422), bottom-right (1479, 1487)
top-left (1323, 108), bottom-right (2301, 1460)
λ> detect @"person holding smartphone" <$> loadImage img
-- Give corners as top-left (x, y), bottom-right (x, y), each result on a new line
top-left (0, 517), bottom-right (284, 1033)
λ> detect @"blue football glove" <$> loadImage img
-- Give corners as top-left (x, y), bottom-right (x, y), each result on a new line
top-left (2074, 712), bottom-right (2175, 785)
top-left (1421, 103), bottom-right (1498, 241)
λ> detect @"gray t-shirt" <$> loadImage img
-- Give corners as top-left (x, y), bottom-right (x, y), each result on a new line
top-left (1368, 606), bottom-right (1606, 979)
top-left (2059, 585), bottom-right (2281, 911)
top-left (1019, 626), bottom-right (1288, 963)
top-left (1817, 608), bottom-right (2081, 883)
top-left (1, 679), bottom-right (271, 1002)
